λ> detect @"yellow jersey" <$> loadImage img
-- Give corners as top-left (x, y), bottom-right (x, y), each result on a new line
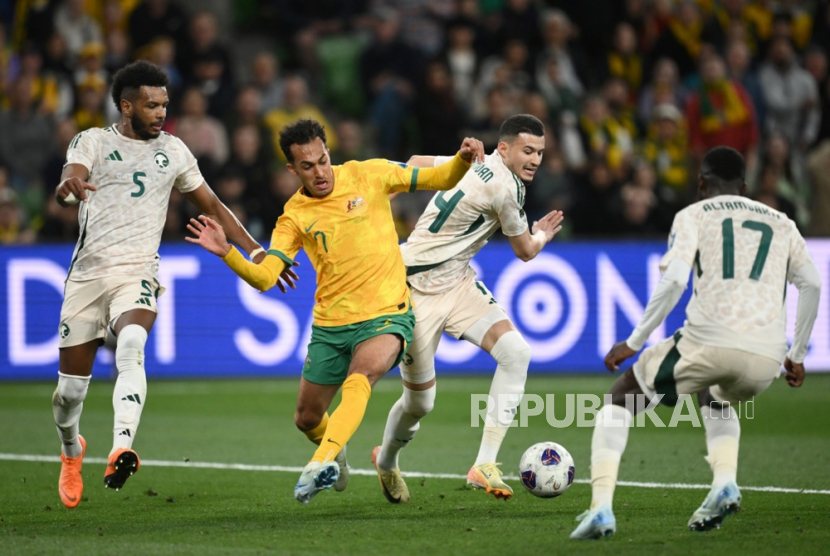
top-left (221, 154), bottom-right (471, 326)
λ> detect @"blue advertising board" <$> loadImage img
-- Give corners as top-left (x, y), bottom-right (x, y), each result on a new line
top-left (2, 240), bottom-right (828, 380)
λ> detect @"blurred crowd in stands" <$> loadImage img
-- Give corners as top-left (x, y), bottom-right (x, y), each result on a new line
top-left (2, 0), bottom-right (830, 245)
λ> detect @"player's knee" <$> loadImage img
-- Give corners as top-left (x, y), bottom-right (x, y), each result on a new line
top-left (115, 325), bottom-right (148, 370)
top-left (294, 408), bottom-right (323, 432)
top-left (491, 331), bottom-right (531, 373)
top-left (54, 373), bottom-right (90, 406)
top-left (402, 385), bottom-right (435, 419)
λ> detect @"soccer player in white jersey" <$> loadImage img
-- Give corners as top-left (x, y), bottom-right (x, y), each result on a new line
top-left (371, 115), bottom-right (564, 503)
top-left (51, 61), bottom-right (286, 509)
top-left (571, 146), bottom-right (821, 539)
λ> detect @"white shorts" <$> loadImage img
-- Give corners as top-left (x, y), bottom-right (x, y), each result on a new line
top-left (633, 330), bottom-right (781, 406)
top-left (402, 275), bottom-right (505, 384)
top-left (59, 274), bottom-right (163, 348)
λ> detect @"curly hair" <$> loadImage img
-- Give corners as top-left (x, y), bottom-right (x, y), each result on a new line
top-left (111, 60), bottom-right (170, 112)
top-left (279, 119), bottom-right (327, 163)
top-left (498, 114), bottom-right (545, 142)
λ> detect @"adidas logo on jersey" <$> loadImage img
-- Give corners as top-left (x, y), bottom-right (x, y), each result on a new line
top-left (106, 150), bottom-right (123, 161)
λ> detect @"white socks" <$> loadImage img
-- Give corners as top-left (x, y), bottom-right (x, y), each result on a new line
top-left (701, 403), bottom-right (741, 487)
top-left (590, 404), bottom-right (633, 509)
top-left (52, 372), bottom-right (91, 458)
top-left (377, 384), bottom-right (436, 471)
top-left (474, 331), bottom-right (530, 466)
top-left (112, 324), bottom-right (148, 452)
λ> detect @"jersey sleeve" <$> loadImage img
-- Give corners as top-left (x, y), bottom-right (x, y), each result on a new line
top-left (495, 182), bottom-right (529, 237)
top-left (65, 130), bottom-right (98, 172)
top-left (267, 213), bottom-right (302, 267)
top-left (660, 208), bottom-right (699, 271)
top-left (786, 220), bottom-right (814, 282)
top-left (173, 140), bottom-right (205, 193)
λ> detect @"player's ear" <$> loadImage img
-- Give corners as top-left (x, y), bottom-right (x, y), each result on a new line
top-left (740, 181), bottom-right (748, 196)
top-left (286, 163), bottom-right (297, 176)
top-left (497, 141), bottom-right (509, 157)
top-left (120, 98), bottom-right (131, 116)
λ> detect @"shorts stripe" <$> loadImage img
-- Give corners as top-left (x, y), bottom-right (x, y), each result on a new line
top-left (654, 331), bottom-right (682, 406)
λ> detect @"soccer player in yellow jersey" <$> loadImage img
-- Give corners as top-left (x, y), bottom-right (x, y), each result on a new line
top-left (187, 118), bottom-right (484, 503)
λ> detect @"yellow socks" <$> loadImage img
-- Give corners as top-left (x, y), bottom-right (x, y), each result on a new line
top-left (311, 374), bottom-right (372, 464)
top-left (303, 412), bottom-right (329, 445)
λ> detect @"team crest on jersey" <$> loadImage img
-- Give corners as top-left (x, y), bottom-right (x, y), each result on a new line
top-left (347, 196), bottom-right (366, 214)
top-left (153, 151), bottom-right (170, 172)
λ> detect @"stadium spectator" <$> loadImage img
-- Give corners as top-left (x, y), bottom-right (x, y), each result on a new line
top-left (535, 9), bottom-right (585, 100)
top-left (127, 0), bottom-right (187, 52)
top-left (0, 76), bottom-right (55, 190)
top-left (263, 75), bottom-right (337, 164)
top-left (605, 22), bottom-right (642, 97)
top-left (649, 1), bottom-right (704, 80)
top-left (579, 92), bottom-right (634, 176)
top-left (637, 57), bottom-right (687, 126)
top-left (759, 38), bottom-right (820, 156)
top-left (54, 0), bottom-right (102, 62)
top-left (439, 18), bottom-right (482, 114)
top-left (167, 87), bottom-right (229, 167)
top-left (725, 39), bottom-right (765, 130)
top-left (640, 103), bottom-right (690, 199)
top-left (0, 187), bottom-right (35, 244)
top-left (330, 120), bottom-right (374, 165)
top-left (359, 7), bottom-right (423, 160)
top-left (186, 48), bottom-right (236, 119)
top-left (250, 51), bottom-right (286, 115)
top-left (754, 164), bottom-right (797, 223)
top-left (807, 138), bottom-right (830, 236)
top-left (72, 74), bottom-right (108, 131)
top-left (177, 10), bottom-right (232, 83)
top-left (416, 60), bottom-right (464, 156)
top-left (685, 54), bottom-right (758, 161)
top-left (571, 156), bottom-right (622, 236)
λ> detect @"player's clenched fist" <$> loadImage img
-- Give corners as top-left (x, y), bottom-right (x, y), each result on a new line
top-left (56, 177), bottom-right (97, 206)
top-left (458, 137), bottom-right (485, 164)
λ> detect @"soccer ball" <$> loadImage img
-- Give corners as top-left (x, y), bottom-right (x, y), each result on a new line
top-left (518, 442), bottom-right (575, 498)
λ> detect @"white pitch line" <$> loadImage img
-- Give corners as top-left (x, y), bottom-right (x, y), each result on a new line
top-left (2, 453), bottom-right (828, 495)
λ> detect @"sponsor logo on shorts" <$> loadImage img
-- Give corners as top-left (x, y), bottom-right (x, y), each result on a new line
top-left (60, 322), bottom-right (70, 339)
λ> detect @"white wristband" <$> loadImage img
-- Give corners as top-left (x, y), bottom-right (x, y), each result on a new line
top-left (248, 247), bottom-right (266, 260)
top-left (64, 192), bottom-right (80, 205)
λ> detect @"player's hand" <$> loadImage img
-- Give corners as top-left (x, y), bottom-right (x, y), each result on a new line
top-left (604, 341), bottom-right (637, 372)
top-left (185, 215), bottom-right (231, 257)
top-left (532, 210), bottom-right (564, 242)
top-left (458, 137), bottom-right (485, 164)
top-left (783, 358), bottom-right (805, 388)
top-left (56, 177), bottom-right (97, 205)
top-left (275, 261), bottom-right (301, 294)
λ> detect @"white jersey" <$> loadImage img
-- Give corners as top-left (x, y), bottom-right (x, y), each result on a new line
top-left (402, 150), bottom-right (528, 294)
top-left (64, 125), bottom-right (203, 281)
top-left (663, 194), bottom-right (814, 362)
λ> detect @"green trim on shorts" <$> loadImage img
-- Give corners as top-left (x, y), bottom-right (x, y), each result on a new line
top-left (654, 331), bottom-right (682, 406)
top-left (302, 308), bottom-right (415, 385)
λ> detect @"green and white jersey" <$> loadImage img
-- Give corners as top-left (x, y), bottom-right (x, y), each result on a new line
top-left (402, 150), bottom-right (528, 294)
top-left (64, 125), bottom-right (203, 281)
top-left (663, 194), bottom-right (814, 361)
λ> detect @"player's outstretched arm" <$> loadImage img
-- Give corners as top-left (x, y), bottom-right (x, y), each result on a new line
top-left (508, 210), bottom-right (564, 262)
top-left (185, 183), bottom-right (263, 260)
top-left (186, 215), bottom-right (295, 293)
top-left (56, 164), bottom-right (97, 207)
top-left (406, 155), bottom-right (436, 167)
top-left (406, 137), bottom-right (484, 192)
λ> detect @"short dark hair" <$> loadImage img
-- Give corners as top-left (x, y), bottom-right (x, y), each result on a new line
top-left (498, 114), bottom-right (545, 142)
top-left (111, 60), bottom-right (170, 112)
top-left (279, 119), bottom-right (327, 163)
top-left (701, 146), bottom-right (745, 184)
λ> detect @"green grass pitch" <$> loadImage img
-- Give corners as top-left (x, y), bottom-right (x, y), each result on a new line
top-left (2, 374), bottom-right (829, 555)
